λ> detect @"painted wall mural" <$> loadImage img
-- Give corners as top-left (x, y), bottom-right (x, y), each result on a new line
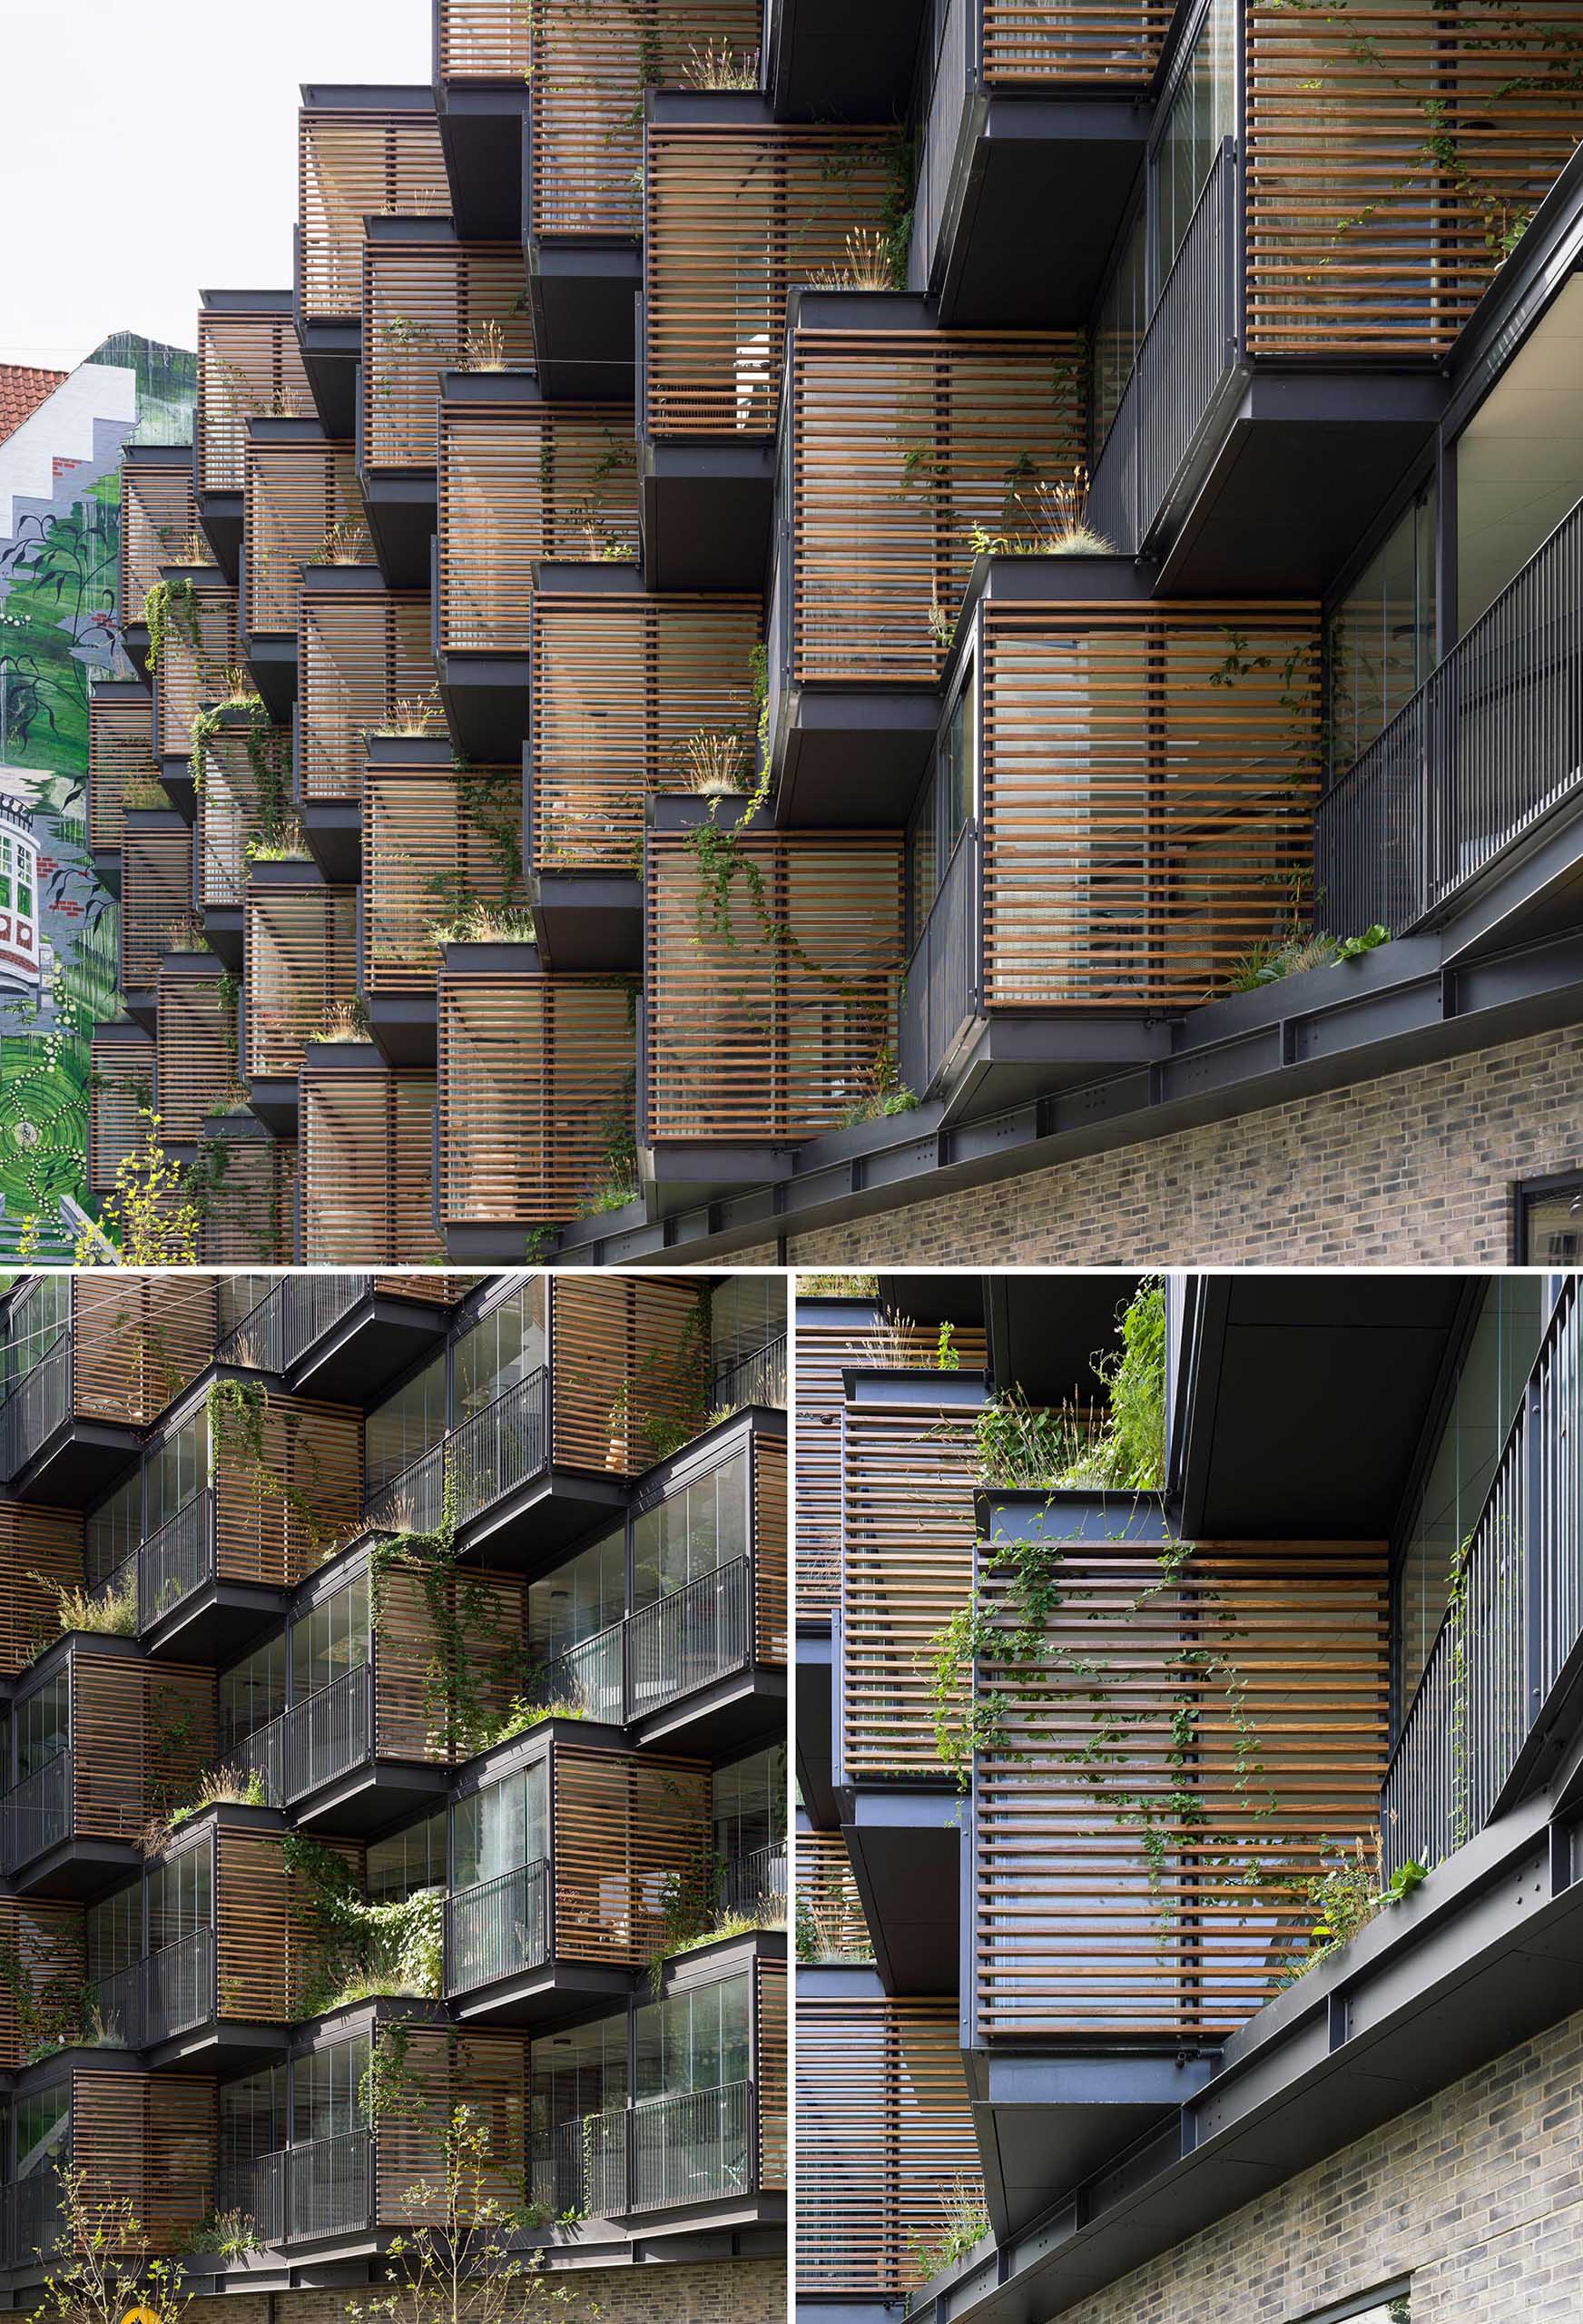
top-left (0, 333), bottom-right (195, 1258)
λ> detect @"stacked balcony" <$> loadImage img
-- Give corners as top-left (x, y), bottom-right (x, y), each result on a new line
top-left (0, 1277), bottom-right (214, 1501)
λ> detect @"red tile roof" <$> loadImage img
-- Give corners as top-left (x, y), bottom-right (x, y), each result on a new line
top-left (0, 364), bottom-right (69, 449)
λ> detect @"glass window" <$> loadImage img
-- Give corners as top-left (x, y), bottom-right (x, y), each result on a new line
top-left (292, 2034), bottom-right (369, 2142)
top-left (365, 1350), bottom-right (447, 1495)
top-left (86, 1471), bottom-right (142, 1589)
top-left (220, 1633), bottom-right (288, 1755)
top-left (1518, 1177), bottom-right (1583, 1265)
top-left (146, 1412), bottom-right (203, 1537)
top-left (367, 1809), bottom-right (447, 1903)
top-left (86, 1883), bottom-right (143, 1982)
top-left (632, 1450), bottom-right (749, 1611)
top-left (908, 680), bottom-right (976, 944)
top-left (710, 1280), bottom-right (785, 1385)
top-left (634, 1974), bottom-right (751, 2102)
top-left (532, 2011), bottom-right (629, 2133)
top-left (1455, 274), bottom-right (1583, 635)
top-left (527, 1523), bottom-right (626, 1659)
top-left (15, 2081), bottom-right (69, 2179)
top-left (1327, 481), bottom-right (1437, 774)
top-left (148, 1835), bottom-right (213, 1952)
top-left (221, 2063), bottom-right (287, 2166)
top-left (455, 1279), bottom-right (547, 1418)
top-left (1092, 199), bottom-right (1147, 455)
top-left (290, 1574), bottom-right (370, 1703)
top-left (217, 1274), bottom-right (284, 1341)
top-left (1152, 0), bottom-right (1234, 281)
top-left (15, 1672), bottom-right (69, 1780)
top-left (713, 1743), bottom-right (787, 1866)
top-left (5, 1277), bottom-right (70, 1396)
top-left (453, 1759), bottom-right (550, 1891)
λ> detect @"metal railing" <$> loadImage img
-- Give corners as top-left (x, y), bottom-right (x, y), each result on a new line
top-left (363, 1368), bottom-right (551, 1537)
top-left (522, 1623), bottom-right (624, 1722)
top-left (1089, 141), bottom-right (1238, 556)
top-left (136, 1490), bottom-right (216, 1630)
top-left (532, 2108), bottom-right (629, 2221)
top-left (1384, 1280), bottom-right (1583, 1876)
top-left (1316, 492), bottom-right (1583, 937)
top-left (629, 1557), bottom-right (752, 1716)
top-left (1, 1749), bottom-right (72, 1874)
top-left (285, 2127), bottom-right (375, 2239)
top-left (216, 1274), bottom-right (373, 1373)
top-left (710, 1334), bottom-right (786, 1412)
top-left (720, 1841), bottom-right (788, 1920)
top-left (630, 2080), bottom-right (753, 2211)
top-left (3, 2172), bottom-right (67, 2268)
top-left (899, 821), bottom-right (980, 1099)
top-left (444, 1856), bottom-right (550, 1994)
top-left (914, 0), bottom-right (973, 287)
top-left (143, 1925), bottom-right (215, 2043)
top-left (235, 1662), bottom-right (374, 1807)
top-left (216, 2151), bottom-right (288, 2248)
top-left (3, 1329), bottom-right (72, 1476)
top-left (91, 1958), bottom-right (146, 2048)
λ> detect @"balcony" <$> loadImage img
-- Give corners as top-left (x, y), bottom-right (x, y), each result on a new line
top-left (0, 1504), bottom-right (83, 1678)
top-left (766, 299), bottom-right (1086, 820)
top-left (360, 222), bottom-right (535, 582)
top-left (711, 1332), bottom-right (787, 1413)
top-left (196, 291), bottom-right (311, 576)
top-left (234, 1661), bottom-right (390, 1822)
top-left (363, 740), bottom-right (525, 1061)
top-left (763, 0), bottom-right (926, 117)
top-left (1316, 491), bottom-right (1583, 947)
top-left (192, 706), bottom-right (292, 966)
top-left (242, 425), bottom-right (370, 716)
top-left (151, 570), bottom-right (240, 781)
top-left (640, 102), bottom-right (901, 587)
top-left (435, 379), bottom-right (640, 756)
top-left (118, 810), bottom-right (193, 1023)
top-left (363, 1366), bottom-right (552, 1540)
top-left (298, 1050), bottom-right (442, 1263)
top-left (296, 89), bottom-right (448, 437)
top-left (191, 1118), bottom-right (297, 1266)
top-left (87, 1021), bottom-right (154, 1197)
top-left (243, 867), bottom-right (359, 1130)
top-left (298, 569), bottom-right (438, 880)
top-left (432, 0), bottom-right (533, 241)
top-left (155, 953), bottom-right (235, 1147)
top-left (437, 950), bottom-right (637, 1253)
top-left (121, 447), bottom-right (204, 676)
top-left (2, 1279), bottom-right (214, 1499)
top-left (214, 1269), bottom-right (457, 1400)
top-left (220, 2126), bottom-right (373, 2245)
top-left (644, 804), bottom-right (905, 1179)
top-left (528, 576), bottom-right (760, 969)
top-left (86, 679), bottom-right (156, 886)
top-left (0, 2072), bottom-right (215, 2268)
top-left (913, 0), bottom-right (1160, 328)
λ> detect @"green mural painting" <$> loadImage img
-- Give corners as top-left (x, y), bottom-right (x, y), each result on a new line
top-left (0, 333), bottom-right (195, 1258)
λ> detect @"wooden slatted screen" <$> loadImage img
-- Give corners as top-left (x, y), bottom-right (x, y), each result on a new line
top-left (377, 2027), bottom-right (529, 2221)
top-left (980, 0), bottom-right (1171, 81)
top-left (797, 1997), bottom-right (982, 2296)
top-left (365, 761), bottom-right (524, 991)
top-left (980, 601), bottom-right (1321, 1009)
top-left (119, 820), bottom-right (194, 990)
top-left (0, 1897), bottom-right (85, 2068)
top-left (529, 2), bottom-right (761, 240)
top-left (88, 686), bottom-right (157, 850)
top-left (438, 400), bottom-right (639, 651)
top-left (213, 1826), bottom-right (363, 2019)
top-left (244, 439), bottom-right (369, 634)
top-left (215, 1390), bottom-right (362, 1588)
top-left (755, 1954), bottom-right (787, 2191)
top-left (243, 881), bottom-right (359, 1076)
top-left (645, 829), bottom-right (905, 1144)
top-left (195, 1134), bottom-right (298, 1265)
top-left (300, 1057), bottom-right (440, 1262)
top-left (794, 1828), bottom-right (872, 1960)
top-left (364, 241), bottom-right (536, 468)
top-left (552, 1744), bottom-right (711, 1963)
top-left (298, 105), bottom-right (450, 321)
top-left (753, 1433), bottom-right (788, 1666)
top-left (72, 1278), bottom-right (215, 1426)
top-left (795, 1310), bottom-right (987, 1619)
top-left (88, 1029), bottom-right (154, 1196)
top-left (122, 456), bottom-right (203, 615)
top-left (70, 1650), bottom-right (215, 1841)
top-left (0, 1504), bottom-right (83, 1676)
top-left (438, 0), bottom-right (535, 76)
top-left (550, 1276), bottom-right (709, 1475)
top-left (196, 720), bottom-right (293, 906)
top-left (971, 1538), bottom-right (1391, 2043)
top-left (438, 970), bottom-right (635, 1227)
top-left (1245, 2), bottom-right (1583, 357)
top-left (198, 307), bottom-right (313, 494)
top-left (300, 586), bottom-right (438, 800)
top-left (644, 125), bottom-right (900, 436)
top-left (841, 1394), bottom-right (978, 1780)
top-left (73, 2072), bottom-right (217, 2254)
top-left (154, 576), bottom-right (239, 758)
top-left (530, 591), bottom-right (760, 872)
top-left (791, 330), bottom-right (1086, 683)
top-left (375, 1565), bottom-right (526, 1762)
top-left (155, 964), bottom-right (235, 1144)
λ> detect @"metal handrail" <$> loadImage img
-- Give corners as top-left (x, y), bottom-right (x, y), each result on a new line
top-left (443, 1856), bottom-right (551, 1994)
top-left (363, 1365), bottom-right (551, 1537)
top-left (899, 820), bottom-right (979, 1099)
top-left (629, 1556), bottom-right (752, 1716)
top-left (629, 2079), bottom-right (753, 2211)
top-left (136, 1489), bottom-right (216, 1630)
top-left (234, 1661), bottom-right (373, 1807)
top-left (1, 1748), bottom-right (72, 1875)
top-left (2, 1328), bottom-right (72, 1477)
top-left (710, 1334), bottom-right (786, 1412)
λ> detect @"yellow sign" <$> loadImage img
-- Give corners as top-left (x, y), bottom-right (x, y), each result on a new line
top-left (121, 2306), bottom-right (162, 2324)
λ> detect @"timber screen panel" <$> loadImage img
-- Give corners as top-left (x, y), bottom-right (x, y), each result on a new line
top-left (550, 1275), bottom-right (708, 1476)
top-left (552, 1745), bottom-right (711, 1965)
top-left (298, 106), bottom-right (450, 323)
top-left (243, 440), bottom-right (369, 635)
top-left (123, 457), bottom-right (202, 615)
top-left (438, 0), bottom-right (535, 76)
top-left (88, 1032), bottom-right (153, 1196)
top-left (72, 1278), bottom-right (215, 1425)
top-left (155, 966), bottom-right (236, 1143)
top-left (155, 578), bottom-right (240, 760)
top-left (363, 241), bottom-right (536, 468)
top-left (198, 307), bottom-right (313, 494)
top-left (196, 1136), bottom-right (298, 1265)
top-left (365, 762), bottom-right (523, 991)
top-left (300, 1059), bottom-right (438, 1262)
top-left (196, 722), bottom-right (292, 906)
top-left (243, 882), bottom-right (359, 1078)
top-left (88, 687), bottom-right (157, 851)
top-left (119, 822), bottom-right (194, 990)
top-left (300, 587), bottom-right (438, 801)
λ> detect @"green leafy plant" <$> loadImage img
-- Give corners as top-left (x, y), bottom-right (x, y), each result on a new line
top-left (1224, 922), bottom-right (1390, 992)
top-left (906, 2172), bottom-right (990, 2286)
top-left (281, 1833), bottom-right (444, 2014)
top-left (1280, 1833), bottom-right (1428, 1983)
top-left (34, 2165), bottom-right (197, 2324)
top-left (44, 1572), bottom-right (136, 1638)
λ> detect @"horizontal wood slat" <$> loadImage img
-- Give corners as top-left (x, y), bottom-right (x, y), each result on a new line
top-left (531, 591), bottom-right (761, 873)
top-left (119, 821), bottom-right (194, 991)
top-left (438, 400), bottom-right (640, 651)
top-left (123, 456), bottom-right (204, 615)
top-left (792, 329), bottom-right (1086, 682)
top-left (981, 600), bottom-right (1321, 1008)
top-left (438, 969), bottom-right (635, 1227)
top-left (364, 241), bottom-right (536, 468)
top-left (244, 439), bottom-right (369, 634)
top-left (1244, 2), bottom-right (1583, 356)
top-left (196, 720), bottom-right (293, 906)
top-left (299, 106), bottom-right (450, 321)
top-left (0, 1503), bottom-right (83, 1677)
top-left (198, 308), bottom-right (313, 495)
top-left (244, 881), bottom-right (359, 1078)
top-left (88, 1030), bottom-right (154, 1196)
top-left (552, 1743), bottom-right (711, 1963)
top-left (794, 1828), bottom-right (871, 1960)
top-left (550, 1275), bottom-right (709, 1475)
top-left (155, 576), bottom-right (240, 758)
top-left (755, 1955), bottom-right (787, 2191)
top-left (300, 586), bottom-right (438, 801)
top-left (753, 1432), bottom-right (788, 1666)
top-left (530, 1), bottom-right (762, 240)
top-left (438, 0), bottom-right (534, 77)
top-left (73, 2071), bottom-right (217, 2254)
top-left (981, 0), bottom-right (1171, 82)
top-left (300, 1057), bottom-right (440, 1263)
top-left (375, 1565), bottom-right (526, 1762)
top-left (378, 2027), bottom-right (528, 2221)
top-left (212, 1827), bottom-right (360, 2020)
top-left (365, 762), bottom-right (523, 991)
top-left (797, 1997), bottom-right (982, 2296)
top-left (156, 964), bottom-right (235, 1144)
top-left (195, 1135), bottom-right (298, 1265)
top-left (971, 1538), bottom-right (1391, 2041)
top-left (0, 1896), bottom-right (85, 2069)
top-left (88, 687), bottom-right (157, 850)
top-left (645, 125), bottom-right (901, 436)
top-left (842, 1394), bottom-right (978, 1779)
top-left (71, 1649), bottom-right (216, 1841)
top-left (72, 1277), bottom-right (215, 1426)
top-left (645, 829), bottom-right (905, 1144)
top-left (214, 1389), bottom-right (362, 1588)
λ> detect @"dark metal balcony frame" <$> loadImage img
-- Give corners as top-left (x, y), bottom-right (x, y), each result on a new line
top-left (120, 443), bottom-right (197, 687)
top-left (241, 416), bottom-right (346, 723)
top-left (1, 1322), bottom-right (143, 1509)
top-left (212, 1266), bottom-right (455, 1402)
top-left (525, 118), bottom-right (643, 403)
top-left (195, 289), bottom-right (298, 582)
top-left (360, 734), bottom-right (447, 1065)
top-left (764, 0), bottom-right (928, 121)
top-left (121, 804), bottom-right (195, 1029)
top-left (431, 1), bottom-right (531, 243)
top-left (0, 1637), bottom-right (145, 1898)
top-left (354, 215), bottom-right (457, 590)
top-left (431, 369), bottom-right (542, 762)
top-left (526, 563), bottom-right (645, 973)
top-left (192, 700), bottom-right (273, 969)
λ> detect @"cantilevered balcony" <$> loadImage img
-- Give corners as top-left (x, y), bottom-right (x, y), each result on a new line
top-left (295, 88), bottom-right (448, 438)
top-left (0, 1278), bottom-right (213, 1502)
top-left (121, 446), bottom-right (204, 677)
top-left (912, 0), bottom-right (1160, 325)
top-left (639, 101), bottom-right (901, 586)
top-left (298, 1049), bottom-right (442, 1263)
top-left (87, 1021), bottom-right (153, 1199)
top-left (118, 811), bottom-right (192, 1029)
top-left (196, 292), bottom-right (312, 576)
top-left (213, 1267), bottom-right (458, 1400)
top-left (86, 679), bottom-right (156, 891)
top-left (435, 378), bottom-right (639, 755)
top-left (191, 1118), bottom-right (298, 1266)
top-left (898, 562), bottom-right (1321, 1117)
top-left (150, 567), bottom-right (239, 804)
top-left (192, 706), bottom-right (292, 967)
top-left (528, 572), bottom-right (760, 968)
top-left (297, 568), bottom-right (438, 880)
top-left (154, 952), bottom-right (236, 1149)
top-left (765, 296), bottom-right (1086, 821)
top-left (242, 867), bottom-right (359, 1132)
top-left (763, 0), bottom-right (927, 117)
top-left (242, 424), bottom-right (370, 717)
top-left (1316, 491), bottom-right (1583, 953)
top-left (432, 0), bottom-right (533, 240)
top-left (0, 2067), bottom-right (215, 2275)
top-left (359, 221), bottom-right (535, 582)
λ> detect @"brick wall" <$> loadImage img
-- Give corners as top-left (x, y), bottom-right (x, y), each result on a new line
top-left (780, 1023), bottom-right (1583, 1265)
top-left (193, 2259), bottom-right (785, 2324)
top-left (1047, 2008), bottom-right (1583, 2324)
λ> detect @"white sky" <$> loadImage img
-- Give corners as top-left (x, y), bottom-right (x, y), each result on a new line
top-left (1, 0), bottom-right (433, 371)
